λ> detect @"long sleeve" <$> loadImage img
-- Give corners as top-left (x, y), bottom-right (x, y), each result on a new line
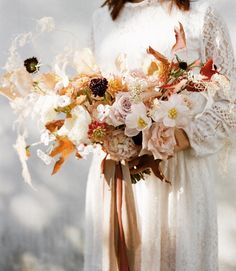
top-left (184, 6), bottom-right (236, 157)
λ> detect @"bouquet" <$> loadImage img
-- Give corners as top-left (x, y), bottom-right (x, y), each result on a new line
top-left (0, 19), bottom-right (230, 185)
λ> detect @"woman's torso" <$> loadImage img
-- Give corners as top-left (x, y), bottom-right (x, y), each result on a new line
top-left (92, 0), bottom-right (209, 74)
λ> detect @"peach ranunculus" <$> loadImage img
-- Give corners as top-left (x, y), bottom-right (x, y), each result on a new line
top-left (141, 123), bottom-right (176, 160)
top-left (103, 129), bottom-right (139, 162)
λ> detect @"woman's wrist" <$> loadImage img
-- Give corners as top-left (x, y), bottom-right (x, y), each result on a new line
top-left (174, 128), bottom-right (190, 152)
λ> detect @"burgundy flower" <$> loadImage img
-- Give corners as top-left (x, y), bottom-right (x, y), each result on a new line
top-left (89, 77), bottom-right (108, 97)
top-left (24, 57), bottom-right (39, 73)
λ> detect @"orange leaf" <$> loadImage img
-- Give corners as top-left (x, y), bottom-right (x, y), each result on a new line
top-left (52, 157), bottom-right (65, 175)
top-left (50, 137), bottom-right (75, 175)
top-left (171, 22), bottom-right (187, 55)
top-left (147, 46), bottom-right (169, 65)
top-left (45, 120), bottom-right (65, 133)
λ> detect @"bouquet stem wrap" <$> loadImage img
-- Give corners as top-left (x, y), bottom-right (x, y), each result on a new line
top-left (102, 159), bottom-right (141, 271)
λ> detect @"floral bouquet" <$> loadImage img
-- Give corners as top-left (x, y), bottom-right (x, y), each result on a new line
top-left (0, 19), bottom-right (230, 185)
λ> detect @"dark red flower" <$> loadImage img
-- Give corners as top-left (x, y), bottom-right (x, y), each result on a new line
top-left (88, 121), bottom-right (108, 143)
top-left (89, 78), bottom-right (108, 97)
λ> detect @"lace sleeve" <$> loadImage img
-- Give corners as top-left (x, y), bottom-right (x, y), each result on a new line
top-left (184, 6), bottom-right (236, 157)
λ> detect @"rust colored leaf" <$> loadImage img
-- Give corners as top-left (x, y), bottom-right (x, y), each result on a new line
top-left (45, 120), bottom-right (65, 133)
top-left (50, 137), bottom-right (75, 175)
top-left (75, 152), bottom-right (82, 159)
top-left (200, 58), bottom-right (218, 79)
top-left (171, 22), bottom-right (187, 55)
top-left (147, 46), bottom-right (169, 65)
top-left (52, 157), bottom-right (65, 175)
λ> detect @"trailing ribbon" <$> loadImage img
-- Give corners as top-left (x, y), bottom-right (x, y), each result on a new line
top-left (115, 162), bottom-right (130, 271)
top-left (102, 158), bottom-right (141, 271)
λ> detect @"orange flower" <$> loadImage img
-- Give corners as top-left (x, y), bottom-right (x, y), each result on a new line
top-left (157, 62), bottom-right (170, 83)
top-left (147, 61), bottom-right (159, 76)
top-left (108, 77), bottom-right (128, 97)
top-left (147, 46), bottom-right (170, 83)
top-left (72, 74), bottom-right (91, 89)
top-left (58, 85), bottom-right (75, 96)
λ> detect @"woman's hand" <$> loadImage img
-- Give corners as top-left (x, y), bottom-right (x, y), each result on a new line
top-left (174, 128), bottom-right (190, 152)
top-left (128, 129), bottom-right (190, 182)
top-left (129, 155), bottom-right (163, 180)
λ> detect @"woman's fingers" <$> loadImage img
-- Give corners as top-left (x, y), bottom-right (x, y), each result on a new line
top-left (128, 157), bottom-right (141, 168)
top-left (130, 164), bottom-right (148, 174)
top-left (174, 128), bottom-right (190, 152)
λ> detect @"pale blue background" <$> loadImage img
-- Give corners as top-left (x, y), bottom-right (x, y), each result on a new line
top-left (0, 1), bottom-right (235, 270)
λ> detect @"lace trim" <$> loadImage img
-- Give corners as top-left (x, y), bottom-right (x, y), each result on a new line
top-left (202, 6), bottom-right (236, 98)
top-left (187, 6), bottom-right (236, 156)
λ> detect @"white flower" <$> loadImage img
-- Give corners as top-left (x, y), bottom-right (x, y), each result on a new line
top-left (125, 103), bottom-right (152, 137)
top-left (58, 106), bottom-right (91, 145)
top-left (54, 63), bottom-right (69, 90)
top-left (57, 95), bottom-right (71, 107)
top-left (40, 130), bottom-right (56, 146)
top-left (127, 77), bottom-right (148, 103)
top-left (73, 48), bottom-right (100, 75)
top-left (96, 104), bottom-right (111, 122)
top-left (33, 94), bottom-right (58, 124)
top-left (37, 149), bottom-right (53, 165)
top-left (151, 94), bottom-right (190, 128)
top-left (54, 48), bottom-right (73, 90)
top-left (37, 17), bottom-right (55, 33)
top-left (77, 144), bottom-right (94, 158)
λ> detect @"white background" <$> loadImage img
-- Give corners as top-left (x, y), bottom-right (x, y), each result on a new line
top-left (0, 1), bottom-right (235, 270)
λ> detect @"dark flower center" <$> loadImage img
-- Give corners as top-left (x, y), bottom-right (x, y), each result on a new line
top-left (89, 77), bottom-right (108, 97)
top-left (24, 57), bottom-right (39, 73)
top-left (179, 61), bottom-right (188, 70)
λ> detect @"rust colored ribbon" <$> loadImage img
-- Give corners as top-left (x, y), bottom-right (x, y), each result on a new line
top-left (101, 157), bottom-right (140, 271)
top-left (115, 162), bottom-right (130, 271)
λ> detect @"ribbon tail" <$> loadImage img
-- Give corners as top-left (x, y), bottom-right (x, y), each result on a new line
top-left (102, 160), bottom-right (141, 271)
top-left (116, 163), bottom-right (130, 271)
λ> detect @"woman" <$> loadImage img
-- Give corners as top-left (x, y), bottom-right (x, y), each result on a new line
top-left (85, 0), bottom-right (236, 270)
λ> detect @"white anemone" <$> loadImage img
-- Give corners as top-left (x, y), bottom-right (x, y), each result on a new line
top-left (125, 103), bottom-right (151, 137)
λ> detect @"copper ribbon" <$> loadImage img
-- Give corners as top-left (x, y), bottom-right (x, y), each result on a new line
top-left (102, 158), bottom-right (141, 271)
top-left (115, 163), bottom-right (130, 271)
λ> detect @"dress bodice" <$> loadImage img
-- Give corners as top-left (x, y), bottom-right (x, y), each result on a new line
top-left (91, 0), bottom-right (209, 74)
top-left (91, 0), bottom-right (236, 157)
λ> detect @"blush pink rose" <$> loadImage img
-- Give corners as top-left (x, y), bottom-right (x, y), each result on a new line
top-left (141, 123), bottom-right (176, 160)
top-left (109, 92), bottom-right (132, 126)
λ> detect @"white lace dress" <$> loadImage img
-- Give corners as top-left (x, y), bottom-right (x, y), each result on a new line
top-left (84, 1), bottom-right (236, 270)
